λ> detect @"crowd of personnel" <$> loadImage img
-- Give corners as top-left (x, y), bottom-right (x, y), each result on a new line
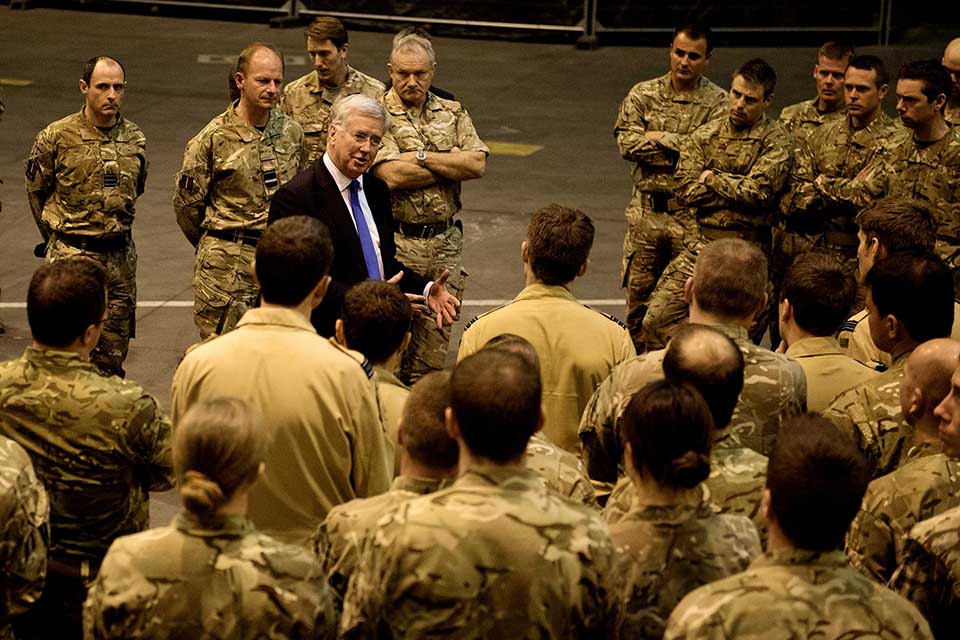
top-left (1, 13), bottom-right (960, 640)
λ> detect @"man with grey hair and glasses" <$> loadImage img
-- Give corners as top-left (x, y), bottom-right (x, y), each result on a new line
top-left (270, 93), bottom-right (458, 337)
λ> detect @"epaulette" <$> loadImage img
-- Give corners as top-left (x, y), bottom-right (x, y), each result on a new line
top-left (461, 303), bottom-right (510, 333)
top-left (839, 318), bottom-right (860, 333)
top-left (583, 304), bottom-right (628, 330)
top-left (327, 338), bottom-right (375, 379)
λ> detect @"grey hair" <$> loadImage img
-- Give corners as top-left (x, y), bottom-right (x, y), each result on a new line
top-left (330, 94), bottom-right (388, 131)
top-left (391, 34), bottom-right (436, 66)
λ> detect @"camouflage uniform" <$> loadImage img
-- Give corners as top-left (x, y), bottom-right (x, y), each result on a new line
top-left (372, 365), bottom-right (409, 446)
top-left (945, 102), bottom-right (960, 126)
top-left (890, 504), bottom-right (960, 638)
top-left (0, 347), bottom-right (173, 637)
top-left (579, 323), bottom-right (805, 484)
top-left (280, 66), bottom-right (385, 164)
top-left (840, 302), bottom-right (960, 372)
top-left (641, 115), bottom-right (793, 349)
top-left (174, 104), bottom-right (305, 338)
top-left (604, 430), bottom-right (768, 542)
top-left (614, 73), bottom-right (727, 350)
top-left (25, 110), bottom-right (147, 377)
top-left (831, 127), bottom-right (960, 297)
top-left (606, 484), bottom-right (760, 639)
top-left (775, 113), bottom-right (898, 343)
top-left (376, 88), bottom-right (489, 384)
top-left (314, 475), bottom-right (447, 600)
top-left (664, 548), bottom-right (933, 639)
top-left (823, 351), bottom-right (911, 478)
top-left (525, 432), bottom-right (597, 508)
top-left (83, 511), bottom-right (338, 639)
top-left (846, 453), bottom-right (960, 584)
top-left (0, 436), bottom-right (48, 640)
top-left (339, 465), bottom-right (612, 638)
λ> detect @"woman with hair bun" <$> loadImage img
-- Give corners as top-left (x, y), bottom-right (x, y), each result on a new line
top-left (82, 398), bottom-right (337, 639)
top-left (605, 380), bottom-right (761, 639)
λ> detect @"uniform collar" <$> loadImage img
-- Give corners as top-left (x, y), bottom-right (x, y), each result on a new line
top-left (457, 464), bottom-right (547, 492)
top-left (391, 475), bottom-right (451, 494)
top-left (619, 484), bottom-right (714, 524)
top-left (23, 346), bottom-right (98, 371)
top-left (225, 102), bottom-right (282, 143)
top-left (174, 511), bottom-right (255, 538)
top-left (513, 283), bottom-right (577, 303)
top-left (235, 306), bottom-right (317, 333)
top-left (373, 365), bottom-right (408, 390)
top-left (785, 336), bottom-right (844, 359)
top-left (383, 87), bottom-right (442, 117)
top-left (708, 323), bottom-right (751, 344)
top-left (750, 548), bottom-right (847, 570)
top-left (76, 107), bottom-right (125, 141)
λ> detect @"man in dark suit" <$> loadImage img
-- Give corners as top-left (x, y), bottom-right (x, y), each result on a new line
top-left (269, 94), bottom-right (458, 336)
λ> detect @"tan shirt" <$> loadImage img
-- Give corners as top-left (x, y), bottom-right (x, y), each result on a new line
top-left (372, 365), bottom-right (409, 446)
top-left (458, 284), bottom-right (636, 453)
top-left (785, 336), bottom-right (879, 412)
top-left (170, 307), bottom-right (392, 545)
top-left (840, 303), bottom-right (960, 370)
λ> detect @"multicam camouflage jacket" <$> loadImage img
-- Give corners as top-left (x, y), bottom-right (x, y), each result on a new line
top-left (26, 110), bottom-right (147, 240)
top-left (375, 89), bottom-right (489, 224)
top-left (83, 511), bottom-right (337, 639)
top-left (280, 66), bottom-right (385, 164)
top-left (0, 436), bottom-right (48, 640)
top-left (174, 104), bottom-right (305, 246)
top-left (0, 347), bottom-right (173, 561)
top-left (665, 548), bottom-right (933, 639)
top-left (846, 452), bottom-right (960, 584)
top-left (605, 483), bottom-right (760, 639)
top-left (339, 465), bottom-right (612, 638)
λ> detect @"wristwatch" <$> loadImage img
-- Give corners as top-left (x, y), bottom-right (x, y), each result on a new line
top-left (416, 149), bottom-right (427, 166)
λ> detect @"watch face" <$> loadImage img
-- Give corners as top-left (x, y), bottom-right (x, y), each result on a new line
top-left (417, 150), bottom-right (427, 160)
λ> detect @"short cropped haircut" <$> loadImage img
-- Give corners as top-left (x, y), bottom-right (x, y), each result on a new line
top-left (305, 16), bottom-right (348, 49)
top-left (674, 21), bottom-right (714, 54)
top-left (81, 56), bottom-right (125, 84)
top-left (400, 371), bottom-right (458, 470)
top-left (256, 216), bottom-right (333, 305)
top-left (27, 258), bottom-right (107, 348)
top-left (174, 398), bottom-right (268, 515)
top-left (330, 94), bottom-right (388, 132)
top-left (237, 42), bottom-right (284, 75)
top-left (663, 324), bottom-right (744, 429)
top-left (899, 59), bottom-right (953, 105)
top-left (451, 350), bottom-right (541, 463)
top-left (393, 25), bottom-right (434, 46)
top-left (692, 238), bottom-right (768, 319)
top-left (818, 41), bottom-right (855, 63)
top-left (391, 34), bottom-right (435, 65)
top-left (482, 333), bottom-right (541, 373)
top-left (784, 252), bottom-right (858, 336)
top-left (621, 380), bottom-right (713, 489)
top-left (734, 58), bottom-right (777, 98)
top-left (865, 251), bottom-right (954, 343)
top-left (526, 204), bottom-right (595, 286)
top-left (847, 54), bottom-right (889, 88)
top-left (855, 197), bottom-right (936, 253)
top-left (341, 280), bottom-right (412, 364)
top-left (766, 414), bottom-right (869, 550)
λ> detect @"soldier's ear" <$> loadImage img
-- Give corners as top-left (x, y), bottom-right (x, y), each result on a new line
top-left (683, 276), bottom-right (695, 305)
top-left (760, 488), bottom-right (773, 522)
top-left (520, 240), bottom-right (530, 264)
top-left (79, 79), bottom-right (89, 94)
top-left (577, 258), bottom-right (589, 278)
top-left (877, 84), bottom-right (889, 100)
top-left (444, 406), bottom-right (461, 441)
top-left (335, 319), bottom-right (347, 347)
top-left (399, 331), bottom-right (412, 355)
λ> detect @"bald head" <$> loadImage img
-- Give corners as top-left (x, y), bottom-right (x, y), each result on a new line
top-left (901, 338), bottom-right (960, 432)
top-left (944, 38), bottom-right (960, 95)
top-left (664, 324), bottom-right (745, 429)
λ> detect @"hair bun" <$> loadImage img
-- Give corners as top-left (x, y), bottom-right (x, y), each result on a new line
top-left (665, 451), bottom-right (711, 488)
top-left (179, 470), bottom-right (226, 514)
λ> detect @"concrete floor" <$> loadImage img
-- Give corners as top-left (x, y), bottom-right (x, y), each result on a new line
top-left (0, 8), bottom-right (948, 523)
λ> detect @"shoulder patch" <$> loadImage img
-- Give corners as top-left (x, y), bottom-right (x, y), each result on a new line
top-left (583, 305), bottom-right (628, 329)
top-left (461, 303), bottom-right (510, 333)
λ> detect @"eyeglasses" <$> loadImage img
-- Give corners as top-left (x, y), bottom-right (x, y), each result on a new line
top-left (351, 131), bottom-right (384, 149)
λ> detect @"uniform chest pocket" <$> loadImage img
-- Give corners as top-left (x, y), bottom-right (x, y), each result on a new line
top-left (714, 138), bottom-right (763, 174)
top-left (58, 142), bottom-right (104, 193)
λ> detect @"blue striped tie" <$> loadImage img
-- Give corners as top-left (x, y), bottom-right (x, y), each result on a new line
top-left (348, 180), bottom-right (382, 280)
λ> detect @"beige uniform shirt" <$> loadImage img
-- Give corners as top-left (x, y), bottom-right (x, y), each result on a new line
top-left (372, 365), bottom-right (409, 446)
top-left (171, 307), bottom-right (392, 545)
top-left (840, 303), bottom-right (960, 370)
top-left (785, 336), bottom-right (879, 412)
top-left (458, 284), bottom-right (635, 453)
top-left (280, 66), bottom-right (385, 163)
